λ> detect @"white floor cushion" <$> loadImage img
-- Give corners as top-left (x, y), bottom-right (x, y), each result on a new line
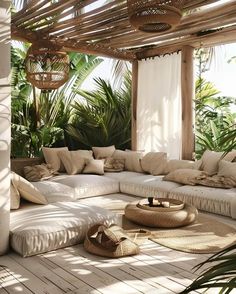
top-left (169, 186), bottom-right (236, 218)
top-left (50, 174), bottom-right (119, 199)
top-left (10, 202), bottom-right (118, 257)
top-left (120, 175), bottom-right (182, 198)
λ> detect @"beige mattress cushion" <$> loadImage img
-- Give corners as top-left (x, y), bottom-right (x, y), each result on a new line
top-left (141, 152), bottom-right (167, 175)
top-left (11, 172), bottom-right (48, 205)
top-left (169, 185), bottom-right (236, 218)
top-left (10, 202), bottom-right (118, 257)
top-left (42, 147), bottom-right (68, 172)
top-left (120, 174), bottom-right (182, 198)
top-left (92, 145), bottom-right (115, 159)
top-left (50, 174), bottom-right (120, 199)
top-left (31, 181), bottom-right (75, 203)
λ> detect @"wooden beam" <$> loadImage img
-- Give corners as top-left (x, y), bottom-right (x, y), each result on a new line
top-left (181, 46), bottom-right (194, 160)
top-left (131, 60), bottom-right (138, 151)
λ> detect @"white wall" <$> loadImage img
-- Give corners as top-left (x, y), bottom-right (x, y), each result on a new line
top-left (0, 0), bottom-right (11, 255)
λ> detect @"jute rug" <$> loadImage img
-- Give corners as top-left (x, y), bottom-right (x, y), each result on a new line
top-left (122, 214), bottom-right (236, 254)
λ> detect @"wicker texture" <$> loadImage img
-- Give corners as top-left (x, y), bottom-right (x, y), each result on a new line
top-left (125, 201), bottom-right (198, 228)
top-left (26, 42), bottom-right (69, 90)
top-left (127, 0), bottom-right (185, 32)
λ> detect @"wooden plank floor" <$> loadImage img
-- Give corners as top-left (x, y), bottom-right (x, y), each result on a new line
top-left (1, 194), bottom-right (236, 294)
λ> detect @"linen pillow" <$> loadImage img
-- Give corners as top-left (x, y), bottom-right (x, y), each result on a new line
top-left (195, 175), bottom-right (236, 189)
top-left (31, 181), bottom-right (75, 203)
top-left (141, 152), bottom-right (167, 175)
top-left (83, 159), bottom-right (104, 175)
top-left (24, 164), bottom-right (57, 182)
top-left (42, 147), bottom-right (68, 172)
top-left (92, 145), bottom-right (115, 159)
top-left (218, 160), bottom-right (236, 180)
top-left (113, 150), bottom-right (143, 173)
top-left (164, 159), bottom-right (200, 174)
top-left (10, 182), bottom-right (20, 210)
top-left (223, 150), bottom-right (236, 162)
top-left (104, 157), bottom-right (125, 172)
top-left (58, 150), bottom-right (93, 175)
top-left (11, 172), bottom-right (48, 204)
top-left (163, 169), bottom-right (207, 185)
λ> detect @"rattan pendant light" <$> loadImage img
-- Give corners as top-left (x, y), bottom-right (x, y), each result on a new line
top-left (25, 42), bottom-right (70, 90)
top-left (127, 0), bottom-right (185, 33)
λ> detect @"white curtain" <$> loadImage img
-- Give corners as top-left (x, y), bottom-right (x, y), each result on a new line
top-left (137, 52), bottom-right (182, 159)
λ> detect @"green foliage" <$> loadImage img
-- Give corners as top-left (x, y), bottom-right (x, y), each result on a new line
top-left (67, 74), bottom-right (131, 150)
top-left (181, 243), bottom-right (236, 293)
top-left (195, 78), bottom-right (236, 159)
top-left (11, 44), bottom-right (103, 157)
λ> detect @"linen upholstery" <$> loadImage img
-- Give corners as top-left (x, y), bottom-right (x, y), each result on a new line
top-left (169, 185), bottom-right (236, 218)
top-left (141, 152), bottom-right (167, 175)
top-left (92, 145), bottom-right (115, 159)
top-left (120, 174), bottom-right (182, 198)
top-left (10, 182), bottom-right (20, 210)
top-left (11, 172), bottom-right (47, 205)
top-left (42, 147), bottom-right (68, 172)
top-left (164, 159), bottom-right (200, 174)
top-left (31, 181), bottom-right (75, 203)
top-left (83, 159), bottom-right (104, 175)
top-left (10, 202), bottom-right (118, 257)
top-left (163, 169), bottom-right (207, 185)
top-left (50, 174), bottom-right (119, 199)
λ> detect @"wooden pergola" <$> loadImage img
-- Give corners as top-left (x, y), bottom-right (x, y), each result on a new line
top-left (12, 0), bottom-right (236, 159)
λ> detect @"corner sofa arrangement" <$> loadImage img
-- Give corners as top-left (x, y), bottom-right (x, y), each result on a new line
top-left (10, 146), bottom-right (236, 257)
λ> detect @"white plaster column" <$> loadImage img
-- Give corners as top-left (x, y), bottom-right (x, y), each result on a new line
top-left (0, 0), bottom-right (11, 255)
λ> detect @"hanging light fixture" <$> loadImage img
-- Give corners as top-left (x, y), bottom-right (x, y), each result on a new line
top-left (25, 41), bottom-right (70, 90)
top-left (127, 0), bottom-right (185, 33)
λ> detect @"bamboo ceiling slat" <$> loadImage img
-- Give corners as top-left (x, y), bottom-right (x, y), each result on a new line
top-left (11, 0), bottom-right (236, 61)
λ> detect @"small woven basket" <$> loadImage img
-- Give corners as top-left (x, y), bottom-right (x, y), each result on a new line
top-left (127, 0), bottom-right (185, 32)
top-left (26, 42), bottom-right (69, 90)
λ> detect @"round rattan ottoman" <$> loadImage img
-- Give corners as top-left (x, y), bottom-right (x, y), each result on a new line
top-left (124, 201), bottom-right (198, 228)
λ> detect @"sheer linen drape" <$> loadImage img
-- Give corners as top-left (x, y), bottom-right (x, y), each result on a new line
top-left (137, 53), bottom-right (182, 159)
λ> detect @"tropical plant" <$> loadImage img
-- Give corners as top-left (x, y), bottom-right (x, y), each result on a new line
top-left (181, 243), bottom-right (236, 293)
top-left (67, 73), bottom-right (131, 150)
top-left (11, 44), bottom-right (103, 157)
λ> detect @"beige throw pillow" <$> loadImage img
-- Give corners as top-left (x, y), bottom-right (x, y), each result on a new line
top-left (58, 150), bottom-right (93, 175)
top-left (223, 150), bottom-right (236, 162)
top-left (42, 147), bottom-right (68, 172)
top-left (11, 172), bottom-right (48, 204)
top-left (10, 182), bottom-right (20, 210)
top-left (24, 164), bottom-right (57, 181)
top-left (113, 150), bottom-right (143, 173)
top-left (104, 158), bottom-right (125, 172)
top-left (163, 169), bottom-right (207, 185)
top-left (164, 160), bottom-right (200, 174)
top-left (141, 152), bottom-right (167, 175)
top-left (218, 160), bottom-right (236, 180)
top-left (92, 145), bottom-right (115, 159)
top-left (195, 175), bottom-right (236, 189)
top-left (83, 159), bottom-right (104, 175)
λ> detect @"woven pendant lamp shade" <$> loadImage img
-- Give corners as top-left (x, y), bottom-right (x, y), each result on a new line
top-left (127, 0), bottom-right (185, 33)
top-left (26, 43), bottom-right (70, 90)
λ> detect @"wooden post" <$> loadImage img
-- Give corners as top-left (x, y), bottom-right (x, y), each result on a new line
top-left (0, 0), bottom-right (11, 255)
top-left (181, 45), bottom-right (195, 160)
top-left (131, 60), bottom-right (138, 151)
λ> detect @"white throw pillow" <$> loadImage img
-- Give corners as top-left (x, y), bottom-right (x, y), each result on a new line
top-left (92, 145), bottom-right (115, 159)
top-left (31, 181), bottom-right (75, 203)
top-left (11, 172), bottom-right (48, 205)
top-left (141, 152), bottom-right (167, 175)
top-left (218, 160), bottom-right (236, 180)
top-left (83, 159), bottom-right (104, 175)
top-left (42, 147), bottom-right (68, 172)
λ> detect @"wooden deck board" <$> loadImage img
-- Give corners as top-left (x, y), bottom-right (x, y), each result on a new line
top-left (1, 194), bottom-right (236, 294)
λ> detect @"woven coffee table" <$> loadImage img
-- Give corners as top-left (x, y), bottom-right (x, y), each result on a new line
top-left (125, 199), bottom-right (198, 228)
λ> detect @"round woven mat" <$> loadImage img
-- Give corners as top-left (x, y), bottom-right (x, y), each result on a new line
top-left (149, 214), bottom-right (236, 254)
